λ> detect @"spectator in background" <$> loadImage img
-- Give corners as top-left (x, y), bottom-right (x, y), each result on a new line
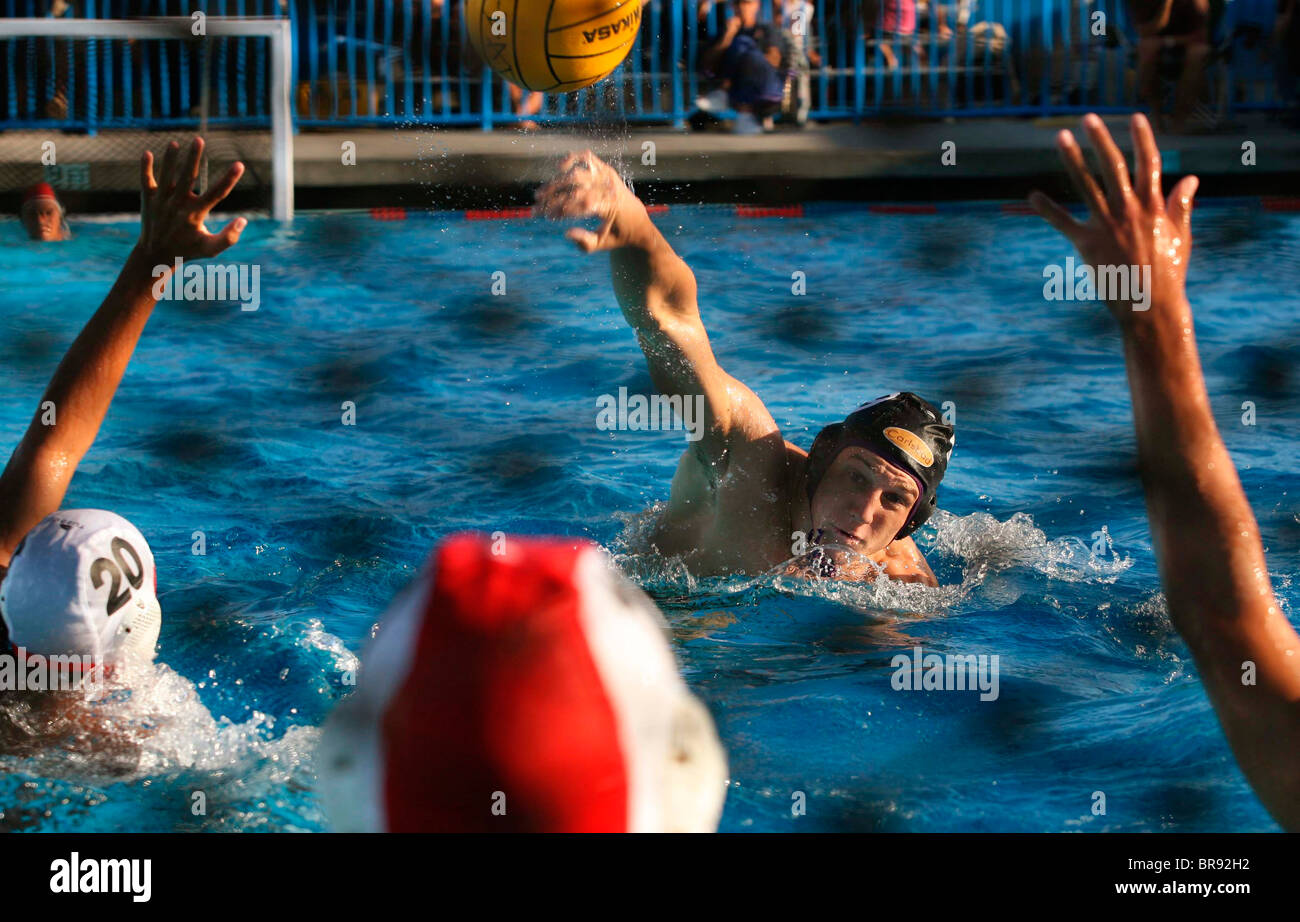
top-left (776, 0), bottom-right (822, 125)
top-left (1129, 0), bottom-right (1211, 132)
top-left (877, 0), bottom-right (919, 70)
top-left (19, 183), bottom-right (70, 242)
top-left (510, 85), bottom-right (544, 131)
top-left (916, 0), bottom-right (954, 43)
top-left (697, 0), bottom-right (787, 133)
top-left (43, 0), bottom-right (75, 119)
top-left (1278, 0), bottom-right (1300, 116)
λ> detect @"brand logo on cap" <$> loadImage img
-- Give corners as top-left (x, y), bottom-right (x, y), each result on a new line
top-left (884, 426), bottom-right (934, 467)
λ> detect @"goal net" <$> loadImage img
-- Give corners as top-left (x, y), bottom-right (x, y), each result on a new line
top-left (0, 16), bottom-right (293, 221)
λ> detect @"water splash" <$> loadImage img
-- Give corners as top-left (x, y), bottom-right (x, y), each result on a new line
top-left (927, 509), bottom-right (1133, 584)
top-left (607, 504), bottom-right (1134, 620)
top-left (0, 622), bottom-right (351, 831)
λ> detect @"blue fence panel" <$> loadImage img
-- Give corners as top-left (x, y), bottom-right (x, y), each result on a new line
top-left (0, 0), bottom-right (1293, 130)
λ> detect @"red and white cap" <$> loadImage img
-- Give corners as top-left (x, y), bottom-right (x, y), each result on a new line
top-left (20, 182), bottom-right (69, 241)
top-left (21, 182), bottom-right (59, 209)
top-left (318, 534), bottom-right (728, 833)
top-left (0, 510), bottom-right (162, 664)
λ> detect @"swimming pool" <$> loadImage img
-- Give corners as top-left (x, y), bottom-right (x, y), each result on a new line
top-left (0, 201), bottom-right (1296, 832)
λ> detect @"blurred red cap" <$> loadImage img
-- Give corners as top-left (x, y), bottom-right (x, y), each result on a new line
top-left (22, 182), bottom-right (58, 206)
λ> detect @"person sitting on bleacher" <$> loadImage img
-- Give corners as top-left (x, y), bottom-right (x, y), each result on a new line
top-left (696, 0), bottom-right (787, 134)
top-left (1278, 0), bottom-right (1300, 117)
top-left (916, 0), bottom-right (954, 44)
top-left (1129, 0), bottom-right (1212, 132)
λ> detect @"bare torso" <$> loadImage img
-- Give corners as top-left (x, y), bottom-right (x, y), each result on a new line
top-left (533, 151), bottom-right (939, 586)
top-left (648, 438), bottom-right (937, 584)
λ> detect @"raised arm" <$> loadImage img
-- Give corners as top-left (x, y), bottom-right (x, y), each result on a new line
top-left (1031, 114), bottom-right (1300, 830)
top-left (0, 138), bottom-right (246, 568)
top-left (533, 150), bottom-right (779, 468)
top-left (1277, 0), bottom-right (1296, 43)
top-left (700, 15), bottom-right (744, 74)
top-left (1134, 0), bottom-right (1176, 35)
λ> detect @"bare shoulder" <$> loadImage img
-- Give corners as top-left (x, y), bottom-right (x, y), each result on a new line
top-left (715, 374), bottom-right (783, 454)
top-left (876, 536), bottom-right (938, 587)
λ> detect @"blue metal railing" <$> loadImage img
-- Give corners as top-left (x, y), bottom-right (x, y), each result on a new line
top-left (0, 0), bottom-right (1291, 131)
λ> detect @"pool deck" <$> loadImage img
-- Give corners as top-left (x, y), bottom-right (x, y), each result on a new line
top-left (2, 113), bottom-right (1297, 208)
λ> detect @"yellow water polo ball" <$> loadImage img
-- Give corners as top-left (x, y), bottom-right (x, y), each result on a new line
top-left (465, 0), bottom-right (644, 93)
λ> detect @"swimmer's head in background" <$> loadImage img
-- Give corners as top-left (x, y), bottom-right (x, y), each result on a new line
top-left (0, 510), bottom-right (162, 668)
top-left (804, 392), bottom-right (955, 542)
top-left (20, 182), bottom-right (70, 241)
top-left (318, 533), bottom-right (728, 833)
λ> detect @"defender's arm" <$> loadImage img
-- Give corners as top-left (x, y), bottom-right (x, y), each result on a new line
top-left (1031, 114), bottom-right (1300, 830)
top-left (0, 139), bottom-right (245, 566)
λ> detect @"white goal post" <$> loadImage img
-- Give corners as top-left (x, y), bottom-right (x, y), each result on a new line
top-left (0, 16), bottom-right (294, 221)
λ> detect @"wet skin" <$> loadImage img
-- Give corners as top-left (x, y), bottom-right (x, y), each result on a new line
top-left (535, 151), bottom-right (938, 585)
top-left (0, 139), bottom-right (245, 573)
top-left (0, 140), bottom-right (245, 753)
top-left (1031, 113), bottom-right (1300, 830)
top-left (21, 200), bottom-right (68, 242)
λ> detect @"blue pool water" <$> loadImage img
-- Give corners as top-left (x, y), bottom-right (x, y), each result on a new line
top-left (0, 203), bottom-right (1296, 832)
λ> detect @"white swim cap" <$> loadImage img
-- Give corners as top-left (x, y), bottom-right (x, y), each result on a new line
top-left (0, 510), bottom-right (161, 665)
top-left (318, 534), bottom-right (728, 833)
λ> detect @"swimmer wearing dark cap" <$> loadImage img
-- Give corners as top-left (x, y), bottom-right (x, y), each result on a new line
top-left (535, 152), bottom-right (952, 585)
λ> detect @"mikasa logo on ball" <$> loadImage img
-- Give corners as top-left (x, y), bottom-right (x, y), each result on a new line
top-left (466, 0), bottom-right (645, 92)
top-left (884, 426), bottom-right (934, 467)
top-left (582, 5), bottom-right (641, 44)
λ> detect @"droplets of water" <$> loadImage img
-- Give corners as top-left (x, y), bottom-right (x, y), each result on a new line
top-left (927, 509), bottom-right (1132, 585)
top-left (0, 661), bottom-right (314, 788)
top-left (606, 504), bottom-right (1134, 623)
top-left (0, 618), bottom-right (357, 830)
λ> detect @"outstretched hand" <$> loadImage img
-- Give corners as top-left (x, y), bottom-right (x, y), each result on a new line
top-left (137, 137), bottom-right (246, 264)
top-left (1029, 113), bottom-right (1198, 327)
top-left (533, 150), bottom-right (646, 254)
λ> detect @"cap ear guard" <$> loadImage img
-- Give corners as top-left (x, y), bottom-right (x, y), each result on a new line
top-left (117, 593), bottom-right (162, 662)
top-left (803, 422), bottom-right (845, 508)
top-left (892, 489), bottom-right (937, 541)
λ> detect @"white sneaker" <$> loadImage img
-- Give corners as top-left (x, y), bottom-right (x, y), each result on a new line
top-left (694, 89), bottom-right (729, 112)
top-left (733, 111), bottom-right (762, 134)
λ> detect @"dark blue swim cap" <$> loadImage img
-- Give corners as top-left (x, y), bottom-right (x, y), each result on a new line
top-left (804, 392), bottom-right (955, 541)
